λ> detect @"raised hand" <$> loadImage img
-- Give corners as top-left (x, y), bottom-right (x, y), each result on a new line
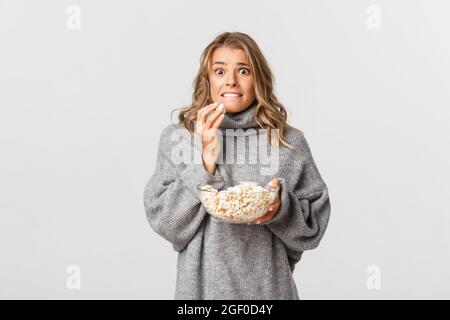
top-left (195, 102), bottom-right (225, 174)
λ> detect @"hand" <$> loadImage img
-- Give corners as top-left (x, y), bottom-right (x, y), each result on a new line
top-left (250, 178), bottom-right (281, 225)
top-left (195, 102), bottom-right (225, 174)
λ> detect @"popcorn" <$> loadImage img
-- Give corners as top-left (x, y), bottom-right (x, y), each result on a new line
top-left (199, 181), bottom-right (279, 223)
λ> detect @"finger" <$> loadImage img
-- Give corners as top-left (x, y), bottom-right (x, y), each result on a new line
top-left (195, 120), bottom-right (203, 138)
top-left (196, 103), bottom-right (217, 136)
top-left (268, 178), bottom-right (281, 188)
top-left (204, 104), bottom-right (224, 129)
top-left (267, 207), bottom-right (277, 216)
top-left (251, 215), bottom-right (264, 224)
top-left (198, 103), bottom-right (218, 122)
top-left (210, 113), bottom-right (225, 130)
top-left (197, 103), bottom-right (218, 135)
top-left (253, 216), bottom-right (269, 225)
top-left (251, 210), bottom-right (273, 224)
top-left (251, 219), bottom-right (262, 225)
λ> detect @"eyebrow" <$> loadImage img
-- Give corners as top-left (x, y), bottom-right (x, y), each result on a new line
top-left (212, 61), bottom-right (250, 67)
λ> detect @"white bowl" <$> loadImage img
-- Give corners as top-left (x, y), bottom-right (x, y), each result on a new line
top-left (197, 181), bottom-right (279, 224)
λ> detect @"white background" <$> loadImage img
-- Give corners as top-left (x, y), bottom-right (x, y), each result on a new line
top-left (1, 0), bottom-right (449, 299)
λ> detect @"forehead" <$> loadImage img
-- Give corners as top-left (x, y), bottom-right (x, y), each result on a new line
top-left (211, 47), bottom-right (249, 64)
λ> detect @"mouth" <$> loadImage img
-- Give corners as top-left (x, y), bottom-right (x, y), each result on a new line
top-left (221, 93), bottom-right (243, 98)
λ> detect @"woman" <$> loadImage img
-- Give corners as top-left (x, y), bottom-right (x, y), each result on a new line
top-left (143, 32), bottom-right (331, 299)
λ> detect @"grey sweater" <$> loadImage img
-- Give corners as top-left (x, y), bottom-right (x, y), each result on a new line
top-left (143, 103), bottom-right (331, 299)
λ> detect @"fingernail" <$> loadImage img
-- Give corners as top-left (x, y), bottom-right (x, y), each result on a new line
top-left (256, 221), bottom-right (261, 224)
top-left (218, 103), bottom-right (224, 111)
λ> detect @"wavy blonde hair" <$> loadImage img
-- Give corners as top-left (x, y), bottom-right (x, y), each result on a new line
top-left (173, 31), bottom-right (300, 149)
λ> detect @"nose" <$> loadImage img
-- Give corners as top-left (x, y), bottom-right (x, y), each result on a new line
top-left (225, 73), bottom-right (238, 87)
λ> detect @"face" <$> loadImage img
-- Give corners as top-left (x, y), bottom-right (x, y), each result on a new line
top-left (209, 47), bottom-right (256, 113)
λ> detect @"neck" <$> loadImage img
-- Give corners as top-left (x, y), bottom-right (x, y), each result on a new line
top-left (219, 101), bottom-right (260, 130)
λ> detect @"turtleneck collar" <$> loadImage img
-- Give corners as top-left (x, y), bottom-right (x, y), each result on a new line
top-left (219, 100), bottom-right (261, 131)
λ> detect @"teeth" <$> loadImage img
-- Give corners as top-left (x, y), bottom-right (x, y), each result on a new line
top-left (223, 94), bottom-right (241, 97)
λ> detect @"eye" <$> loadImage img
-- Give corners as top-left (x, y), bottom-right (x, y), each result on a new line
top-left (214, 69), bottom-right (224, 76)
top-left (239, 68), bottom-right (250, 75)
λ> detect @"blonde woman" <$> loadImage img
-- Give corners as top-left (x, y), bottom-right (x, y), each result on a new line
top-left (143, 32), bottom-right (331, 299)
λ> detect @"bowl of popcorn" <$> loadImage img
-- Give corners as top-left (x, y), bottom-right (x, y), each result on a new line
top-left (197, 181), bottom-right (280, 224)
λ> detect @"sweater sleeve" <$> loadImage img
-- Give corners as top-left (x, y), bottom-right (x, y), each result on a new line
top-left (143, 125), bottom-right (225, 252)
top-left (262, 133), bottom-right (331, 269)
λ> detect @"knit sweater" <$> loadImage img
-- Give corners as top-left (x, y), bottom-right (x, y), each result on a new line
top-left (143, 102), bottom-right (331, 299)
